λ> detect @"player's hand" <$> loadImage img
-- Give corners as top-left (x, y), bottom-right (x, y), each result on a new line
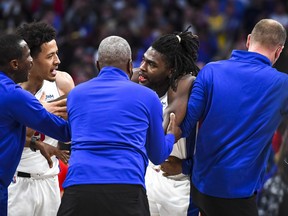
top-left (39, 92), bottom-right (67, 119)
top-left (160, 156), bottom-right (182, 177)
top-left (36, 140), bottom-right (70, 168)
top-left (166, 112), bottom-right (182, 142)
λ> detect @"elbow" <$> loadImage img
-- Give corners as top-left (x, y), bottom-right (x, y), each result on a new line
top-left (149, 151), bottom-right (170, 165)
top-left (149, 158), bottom-right (164, 166)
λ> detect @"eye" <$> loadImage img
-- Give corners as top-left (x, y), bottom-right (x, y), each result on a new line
top-left (149, 62), bottom-right (156, 68)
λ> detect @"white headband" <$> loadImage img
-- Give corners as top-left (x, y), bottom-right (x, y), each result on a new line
top-left (176, 35), bottom-right (181, 43)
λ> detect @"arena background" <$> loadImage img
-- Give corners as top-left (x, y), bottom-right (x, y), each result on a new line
top-left (0, 0), bottom-right (287, 85)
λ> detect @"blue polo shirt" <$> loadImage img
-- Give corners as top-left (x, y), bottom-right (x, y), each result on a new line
top-left (181, 50), bottom-right (288, 198)
top-left (0, 72), bottom-right (70, 188)
top-left (64, 66), bottom-right (175, 188)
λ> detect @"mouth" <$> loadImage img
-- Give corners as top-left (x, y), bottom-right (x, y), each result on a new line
top-left (50, 69), bottom-right (57, 76)
top-left (138, 73), bottom-right (148, 83)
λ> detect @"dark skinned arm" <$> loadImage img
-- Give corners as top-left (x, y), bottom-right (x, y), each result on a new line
top-left (161, 74), bottom-right (196, 176)
top-left (163, 74), bottom-right (195, 133)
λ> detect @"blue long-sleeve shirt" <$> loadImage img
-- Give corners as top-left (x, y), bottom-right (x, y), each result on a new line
top-left (64, 66), bottom-right (175, 189)
top-left (181, 126), bottom-right (197, 175)
top-left (0, 72), bottom-right (70, 187)
top-left (181, 50), bottom-right (288, 198)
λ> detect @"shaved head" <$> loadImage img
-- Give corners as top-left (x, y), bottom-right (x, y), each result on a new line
top-left (97, 36), bottom-right (132, 68)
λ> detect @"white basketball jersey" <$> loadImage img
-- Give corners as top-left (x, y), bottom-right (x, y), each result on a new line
top-left (149, 92), bottom-right (188, 180)
top-left (17, 80), bottom-right (60, 176)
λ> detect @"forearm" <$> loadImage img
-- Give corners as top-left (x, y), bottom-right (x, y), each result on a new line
top-left (27, 137), bottom-right (70, 166)
top-left (26, 135), bottom-right (43, 152)
top-left (12, 90), bottom-right (71, 142)
top-left (148, 133), bottom-right (175, 165)
top-left (24, 128), bottom-right (36, 147)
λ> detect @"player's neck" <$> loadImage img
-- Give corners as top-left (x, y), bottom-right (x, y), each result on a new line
top-left (154, 84), bottom-right (170, 98)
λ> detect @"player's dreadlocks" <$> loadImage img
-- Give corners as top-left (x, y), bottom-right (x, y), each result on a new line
top-left (16, 21), bottom-right (56, 58)
top-left (151, 27), bottom-right (199, 91)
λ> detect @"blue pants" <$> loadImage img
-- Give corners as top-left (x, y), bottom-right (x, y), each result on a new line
top-left (0, 184), bottom-right (7, 216)
top-left (188, 200), bottom-right (199, 216)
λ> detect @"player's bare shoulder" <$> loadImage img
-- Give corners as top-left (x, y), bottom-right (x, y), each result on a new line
top-left (55, 70), bottom-right (75, 95)
top-left (168, 73), bottom-right (196, 101)
top-left (177, 73), bottom-right (196, 91)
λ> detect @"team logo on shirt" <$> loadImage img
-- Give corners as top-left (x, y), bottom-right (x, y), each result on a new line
top-left (161, 101), bottom-right (167, 107)
top-left (46, 94), bottom-right (55, 100)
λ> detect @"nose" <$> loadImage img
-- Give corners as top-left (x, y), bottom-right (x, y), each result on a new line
top-left (139, 60), bottom-right (146, 71)
top-left (54, 54), bottom-right (61, 65)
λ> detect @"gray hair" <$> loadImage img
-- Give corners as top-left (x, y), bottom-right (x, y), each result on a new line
top-left (97, 36), bottom-right (132, 67)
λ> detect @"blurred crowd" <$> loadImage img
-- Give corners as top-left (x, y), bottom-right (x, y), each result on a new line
top-left (1, 0), bottom-right (288, 85)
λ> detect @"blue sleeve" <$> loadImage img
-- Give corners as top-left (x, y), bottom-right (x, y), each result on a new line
top-left (181, 69), bottom-right (207, 137)
top-left (182, 158), bottom-right (193, 175)
top-left (280, 78), bottom-right (288, 115)
top-left (145, 93), bottom-right (175, 165)
top-left (8, 87), bottom-right (70, 142)
top-left (182, 124), bottom-right (197, 175)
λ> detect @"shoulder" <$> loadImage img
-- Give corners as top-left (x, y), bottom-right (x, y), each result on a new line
top-left (276, 70), bottom-right (288, 86)
top-left (5, 84), bottom-right (35, 105)
top-left (177, 74), bottom-right (196, 87)
top-left (55, 71), bottom-right (74, 85)
top-left (127, 80), bottom-right (160, 102)
top-left (129, 79), bottom-right (156, 95)
top-left (55, 70), bottom-right (75, 95)
top-left (195, 62), bottom-right (219, 82)
top-left (168, 74), bottom-right (195, 99)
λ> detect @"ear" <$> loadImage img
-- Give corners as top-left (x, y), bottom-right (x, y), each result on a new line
top-left (168, 68), bottom-right (173, 79)
top-left (96, 61), bottom-right (101, 71)
top-left (127, 59), bottom-right (133, 78)
top-left (10, 59), bottom-right (18, 70)
top-left (246, 34), bottom-right (251, 49)
top-left (274, 46), bottom-right (284, 63)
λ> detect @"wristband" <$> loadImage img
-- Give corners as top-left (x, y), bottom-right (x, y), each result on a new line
top-left (30, 136), bottom-right (40, 152)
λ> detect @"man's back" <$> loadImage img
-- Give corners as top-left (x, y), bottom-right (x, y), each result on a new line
top-left (185, 50), bottom-right (288, 198)
top-left (58, 35), bottom-right (180, 216)
top-left (65, 66), bottom-right (173, 189)
top-left (180, 18), bottom-right (288, 216)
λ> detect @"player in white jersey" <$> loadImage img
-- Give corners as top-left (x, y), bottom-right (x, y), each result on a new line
top-left (8, 21), bottom-right (74, 216)
top-left (145, 91), bottom-right (192, 216)
top-left (133, 29), bottom-right (200, 216)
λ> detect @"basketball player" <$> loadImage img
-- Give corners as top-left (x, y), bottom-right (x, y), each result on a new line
top-left (133, 29), bottom-right (200, 216)
top-left (8, 21), bottom-right (74, 216)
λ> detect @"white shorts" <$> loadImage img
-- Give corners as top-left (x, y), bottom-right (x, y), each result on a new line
top-left (145, 165), bottom-right (190, 216)
top-left (8, 174), bottom-right (61, 216)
